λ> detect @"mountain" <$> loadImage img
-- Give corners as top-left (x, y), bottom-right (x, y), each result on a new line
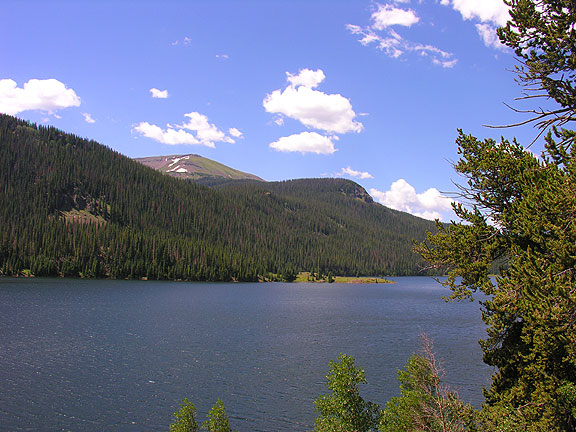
top-left (134, 154), bottom-right (263, 182)
top-left (0, 114), bottom-right (437, 281)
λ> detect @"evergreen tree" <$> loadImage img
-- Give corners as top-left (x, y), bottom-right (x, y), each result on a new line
top-left (314, 354), bottom-right (381, 432)
top-left (416, 116), bottom-right (576, 432)
top-left (202, 399), bottom-right (232, 432)
top-left (169, 398), bottom-right (200, 432)
top-left (415, 1), bottom-right (576, 429)
top-left (497, 0), bottom-right (576, 148)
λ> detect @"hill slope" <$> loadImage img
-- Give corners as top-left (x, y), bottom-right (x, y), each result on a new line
top-left (134, 154), bottom-right (263, 182)
top-left (0, 114), bottom-right (436, 280)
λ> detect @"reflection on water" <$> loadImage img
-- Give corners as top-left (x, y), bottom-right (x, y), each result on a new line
top-left (0, 277), bottom-right (491, 431)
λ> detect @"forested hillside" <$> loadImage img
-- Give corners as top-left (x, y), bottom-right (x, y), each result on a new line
top-left (0, 114), bottom-right (436, 281)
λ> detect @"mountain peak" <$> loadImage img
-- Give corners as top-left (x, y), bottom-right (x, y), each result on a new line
top-left (134, 154), bottom-right (263, 182)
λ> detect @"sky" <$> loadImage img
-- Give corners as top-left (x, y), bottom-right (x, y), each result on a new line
top-left (1, 0), bottom-right (545, 221)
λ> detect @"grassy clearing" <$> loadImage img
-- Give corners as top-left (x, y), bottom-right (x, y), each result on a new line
top-left (294, 272), bottom-right (392, 284)
top-left (61, 209), bottom-right (106, 225)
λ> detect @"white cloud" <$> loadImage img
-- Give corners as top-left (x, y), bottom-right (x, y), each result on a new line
top-left (216, 54), bottom-right (229, 59)
top-left (347, 24), bottom-right (457, 67)
top-left (341, 166), bottom-right (374, 179)
top-left (179, 112), bottom-right (236, 146)
top-left (286, 69), bottom-right (326, 89)
top-left (263, 69), bottom-right (363, 134)
top-left (370, 179), bottom-right (453, 221)
top-left (475, 23), bottom-right (506, 50)
top-left (350, 0), bottom-right (510, 57)
top-left (441, 0), bottom-right (511, 48)
top-left (269, 132), bottom-right (337, 155)
top-left (229, 127), bottom-right (243, 138)
top-left (150, 88), bottom-right (169, 99)
top-left (0, 78), bottom-right (81, 115)
top-left (347, 24), bottom-right (403, 57)
top-left (346, 4), bottom-right (457, 67)
top-left (133, 112), bottom-right (239, 147)
top-left (172, 36), bottom-right (192, 46)
top-left (433, 58), bottom-right (459, 68)
top-left (82, 113), bottom-right (95, 123)
top-left (133, 122), bottom-right (203, 146)
top-left (372, 4), bottom-right (419, 29)
top-left (443, 0), bottom-right (510, 26)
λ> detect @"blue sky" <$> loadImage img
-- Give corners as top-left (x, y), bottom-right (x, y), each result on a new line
top-left (1, 0), bottom-right (541, 220)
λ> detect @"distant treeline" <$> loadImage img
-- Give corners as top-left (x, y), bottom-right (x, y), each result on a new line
top-left (0, 114), bottom-right (437, 281)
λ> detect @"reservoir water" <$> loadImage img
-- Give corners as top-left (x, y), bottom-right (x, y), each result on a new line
top-left (0, 277), bottom-right (491, 431)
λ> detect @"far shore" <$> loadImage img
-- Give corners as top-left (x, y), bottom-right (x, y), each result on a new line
top-left (3, 272), bottom-right (395, 284)
top-left (292, 272), bottom-right (393, 284)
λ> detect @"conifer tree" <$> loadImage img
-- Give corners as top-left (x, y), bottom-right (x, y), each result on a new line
top-left (416, 1), bottom-right (576, 430)
top-left (169, 398), bottom-right (199, 432)
top-left (202, 399), bottom-right (232, 432)
top-left (314, 354), bottom-right (381, 432)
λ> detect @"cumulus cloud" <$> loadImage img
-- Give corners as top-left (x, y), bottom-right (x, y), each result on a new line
top-left (269, 132), bottom-right (337, 155)
top-left (370, 179), bottom-right (453, 221)
top-left (441, 0), bottom-right (510, 48)
top-left (286, 68), bottom-right (326, 88)
top-left (347, 3), bottom-right (457, 67)
top-left (0, 78), bottom-right (81, 115)
top-left (82, 113), bottom-right (95, 123)
top-left (229, 127), bottom-right (243, 138)
top-left (443, 0), bottom-right (510, 26)
top-left (133, 122), bottom-right (203, 146)
top-left (475, 23), bottom-right (506, 50)
top-left (263, 69), bottom-right (363, 134)
top-left (180, 112), bottom-right (236, 145)
top-left (133, 112), bottom-right (239, 147)
top-left (340, 166), bottom-right (374, 179)
top-left (372, 4), bottom-right (419, 29)
top-left (150, 88), bottom-right (169, 99)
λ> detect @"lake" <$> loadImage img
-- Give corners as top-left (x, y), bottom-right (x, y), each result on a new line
top-left (0, 277), bottom-right (491, 431)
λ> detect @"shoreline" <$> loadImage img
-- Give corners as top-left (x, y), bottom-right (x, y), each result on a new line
top-left (1, 274), bottom-right (396, 284)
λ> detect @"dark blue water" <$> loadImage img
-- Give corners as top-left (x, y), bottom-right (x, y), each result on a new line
top-left (0, 277), bottom-right (491, 431)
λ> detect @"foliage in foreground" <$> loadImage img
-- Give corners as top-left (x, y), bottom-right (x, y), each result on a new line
top-left (413, 0), bottom-right (576, 429)
top-left (311, 341), bottom-right (477, 432)
top-left (416, 130), bottom-right (576, 431)
top-left (380, 336), bottom-right (477, 432)
top-left (313, 353), bottom-right (381, 432)
top-left (170, 398), bottom-right (232, 432)
top-left (170, 398), bottom-right (199, 432)
top-left (203, 399), bottom-right (232, 432)
top-left (497, 0), bottom-right (576, 145)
